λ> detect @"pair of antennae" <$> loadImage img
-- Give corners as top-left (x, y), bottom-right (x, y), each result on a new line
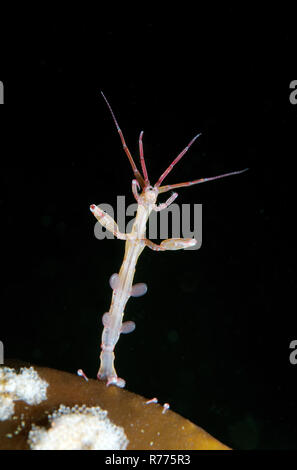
top-left (100, 91), bottom-right (248, 193)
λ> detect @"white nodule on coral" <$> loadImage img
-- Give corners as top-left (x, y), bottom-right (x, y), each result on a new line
top-left (28, 404), bottom-right (129, 450)
top-left (0, 367), bottom-right (48, 421)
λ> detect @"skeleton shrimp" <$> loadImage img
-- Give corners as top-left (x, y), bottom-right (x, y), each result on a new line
top-left (90, 92), bottom-right (248, 388)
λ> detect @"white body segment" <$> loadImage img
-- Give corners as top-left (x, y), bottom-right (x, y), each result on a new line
top-left (91, 186), bottom-right (196, 387)
top-left (98, 205), bottom-right (148, 387)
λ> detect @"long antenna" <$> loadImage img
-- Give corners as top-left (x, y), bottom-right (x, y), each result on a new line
top-left (100, 92), bottom-right (145, 188)
top-left (155, 133), bottom-right (201, 188)
top-left (158, 168), bottom-right (249, 193)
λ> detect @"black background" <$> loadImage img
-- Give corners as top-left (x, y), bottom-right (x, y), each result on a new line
top-left (0, 6), bottom-right (296, 449)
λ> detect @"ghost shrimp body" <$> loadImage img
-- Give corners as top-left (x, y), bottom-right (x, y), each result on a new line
top-left (90, 92), bottom-right (248, 387)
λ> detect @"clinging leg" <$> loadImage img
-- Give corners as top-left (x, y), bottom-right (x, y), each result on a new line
top-left (144, 239), bottom-right (166, 251)
top-left (145, 237), bottom-right (197, 251)
top-left (160, 238), bottom-right (197, 250)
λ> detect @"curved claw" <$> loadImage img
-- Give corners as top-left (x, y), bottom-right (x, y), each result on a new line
top-left (90, 204), bottom-right (127, 240)
top-left (154, 192), bottom-right (178, 212)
